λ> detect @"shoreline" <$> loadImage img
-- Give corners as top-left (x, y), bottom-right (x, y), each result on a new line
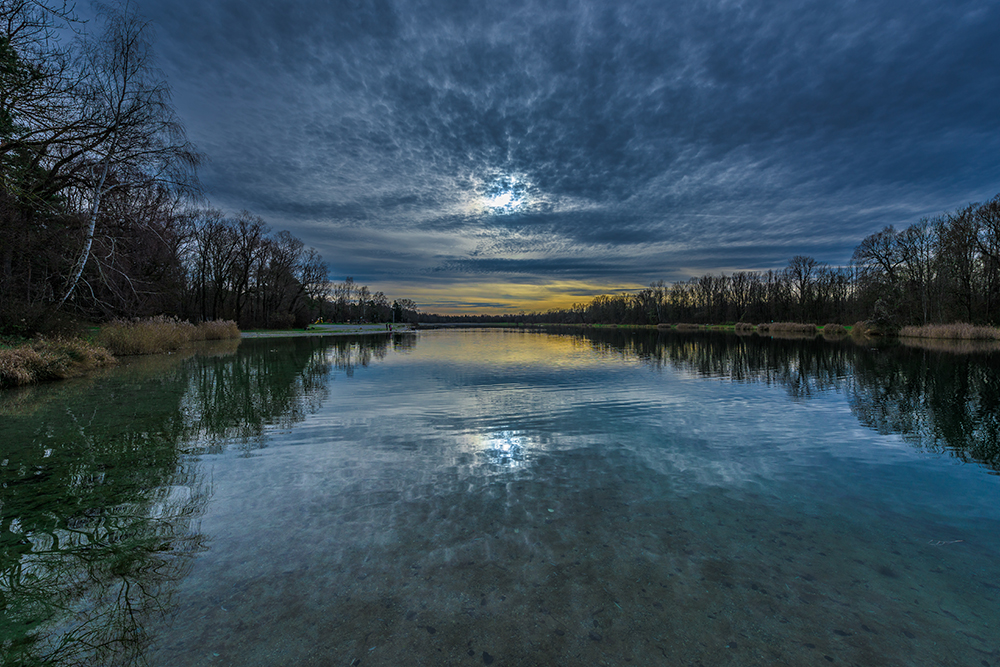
top-left (240, 324), bottom-right (417, 338)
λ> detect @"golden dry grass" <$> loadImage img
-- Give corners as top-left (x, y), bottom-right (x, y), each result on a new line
top-left (759, 322), bottom-right (818, 334)
top-left (898, 323), bottom-right (1000, 340)
top-left (0, 338), bottom-right (116, 388)
top-left (194, 320), bottom-right (241, 340)
top-left (98, 317), bottom-right (240, 355)
top-left (851, 321), bottom-right (871, 336)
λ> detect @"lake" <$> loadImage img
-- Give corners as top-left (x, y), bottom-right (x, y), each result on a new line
top-left (2, 328), bottom-right (998, 666)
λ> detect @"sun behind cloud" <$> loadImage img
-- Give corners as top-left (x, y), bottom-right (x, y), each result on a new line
top-left (480, 173), bottom-right (529, 216)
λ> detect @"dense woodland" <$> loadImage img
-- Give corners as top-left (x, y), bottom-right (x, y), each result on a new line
top-left (3, 2), bottom-right (998, 336)
top-left (425, 195), bottom-right (1000, 329)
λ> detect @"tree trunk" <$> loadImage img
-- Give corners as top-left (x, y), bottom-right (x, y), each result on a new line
top-left (56, 160), bottom-right (110, 310)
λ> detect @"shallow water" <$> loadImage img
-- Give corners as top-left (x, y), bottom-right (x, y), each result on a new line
top-left (2, 329), bottom-right (998, 666)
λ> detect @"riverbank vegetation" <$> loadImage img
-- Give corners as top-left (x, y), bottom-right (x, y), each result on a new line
top-left (0, 337), bottom-right (115, 387)
top-left (0, 317), bottom-right (238, 388)
top-left (97, 317), bottom-right (240, 355)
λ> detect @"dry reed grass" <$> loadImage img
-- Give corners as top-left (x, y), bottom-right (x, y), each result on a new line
top-left (98, 316), bottom-right (240, 355)
top-left (734, 322), bottom-right (756, 332)
top-left (194, 320), bottom-right (241, 340)
top-left (758, 322), bottom-right (818, 334)
top-left (674, 323), bottom-right (703, 330)
top-left (0, 338), bottom-right (116, 388)
top-left (898, 323), bottom-right (1000, 340)
top-left (822, 323), bottom-right (848, 336)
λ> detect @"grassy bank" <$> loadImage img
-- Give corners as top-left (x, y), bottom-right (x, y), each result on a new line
top-left (1, 318), bottom-right (240, 389)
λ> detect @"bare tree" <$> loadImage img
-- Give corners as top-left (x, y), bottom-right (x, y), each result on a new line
top-left (56, 0), bottom-right (199, 310)
top-left (1, 0), bottom-right (87, 204)
top-left (974, 194), bottom-right (1000, 322)
top-left (786, 255), bottom-right (820, 321)
top-left (897, 219), bottom-right (937, 324)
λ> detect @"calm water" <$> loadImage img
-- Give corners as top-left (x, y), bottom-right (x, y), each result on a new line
top-left (2, 329), bottom-right (999, 666)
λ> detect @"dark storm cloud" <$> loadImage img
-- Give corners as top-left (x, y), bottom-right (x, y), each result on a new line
top-left (133, 0), bottom-right (1000, 300)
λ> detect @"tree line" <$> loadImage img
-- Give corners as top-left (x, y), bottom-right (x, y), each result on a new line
top-left (0, 1), bottom-right (418, 334)
top-left (424, 195), bottom-right (1000, 329)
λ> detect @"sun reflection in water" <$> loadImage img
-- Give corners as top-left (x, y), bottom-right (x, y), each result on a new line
top-left (480, 430), bottom-right (529, 468)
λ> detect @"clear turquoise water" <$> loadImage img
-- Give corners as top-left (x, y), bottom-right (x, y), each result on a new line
top-left (2, 330), bottom-right (998, 666)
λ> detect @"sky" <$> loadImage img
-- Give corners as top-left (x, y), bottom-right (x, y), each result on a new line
top-left (105, 0), bottom-right (1000, 313)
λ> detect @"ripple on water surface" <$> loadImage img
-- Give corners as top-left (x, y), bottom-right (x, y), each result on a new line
top-left (2, 330), bottom-right (997, 666)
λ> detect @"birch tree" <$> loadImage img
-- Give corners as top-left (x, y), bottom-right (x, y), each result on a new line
top-left (56, 0), bottom-right (198, 309)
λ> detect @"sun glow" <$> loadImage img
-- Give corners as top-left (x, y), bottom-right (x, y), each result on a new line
top-left (487, 191), bottom-right (515, 210)
top-left (481, 173), bottom-right (528, 215)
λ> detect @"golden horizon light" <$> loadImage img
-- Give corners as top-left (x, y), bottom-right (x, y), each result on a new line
top-left (369, 279), bottom-right (649, 316)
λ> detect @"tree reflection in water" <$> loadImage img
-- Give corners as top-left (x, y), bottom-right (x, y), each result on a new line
top-left (541, 327), bottom-right (1000, 472)
top-left (0, 333), bottom-right (411, 665)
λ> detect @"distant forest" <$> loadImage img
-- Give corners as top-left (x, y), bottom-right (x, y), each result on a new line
top-left (3, 3), bottom-right (998, 336)
top-left (425, 194), bottom-right (1000, 329)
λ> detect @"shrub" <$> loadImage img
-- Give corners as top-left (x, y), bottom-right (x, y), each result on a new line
top-left (822, 323), bottom-right (848, 336)
top-left (675, 323), bottom-right (702, 330)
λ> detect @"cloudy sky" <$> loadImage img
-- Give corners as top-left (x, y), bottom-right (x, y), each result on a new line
top-left (117, 0), bottom-right (1000, 313)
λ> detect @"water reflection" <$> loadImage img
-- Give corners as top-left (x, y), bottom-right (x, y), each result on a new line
top-left (132, 329), bottom-right (998, 667)
top-left (0, 334), bottom-right (410, 665)
top-left (3, 329), bottom-right (998, 666)
top-left (540, 327), bottom-right (1000, 473)
top-left (480, 430), bottom-right (530, 469)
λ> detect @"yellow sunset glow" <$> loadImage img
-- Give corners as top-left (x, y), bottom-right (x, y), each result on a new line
top-left (372, 279), bottom-right (648, 315)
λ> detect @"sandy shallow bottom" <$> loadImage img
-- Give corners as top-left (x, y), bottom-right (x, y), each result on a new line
top-left (147, 442), bottom-right (998, 667)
